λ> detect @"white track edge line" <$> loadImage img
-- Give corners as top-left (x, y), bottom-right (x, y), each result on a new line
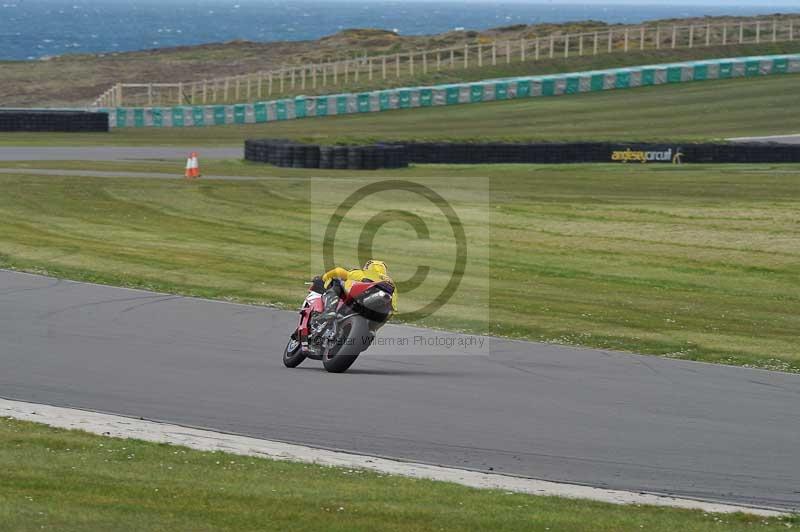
top-left (0, 398), bottom-right (787, 517)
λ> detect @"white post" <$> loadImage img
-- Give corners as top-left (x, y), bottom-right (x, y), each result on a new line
top-left (672, 25), bottom-right (677, 49)
top-left (594, 32), bottom-right (598, 55)
top-left (640, 26), bottom-right (645, 50)
top-left (579, 34), bottom-right (583, 56)
top-left (369, 58), bottom-right (373, 80)
top-left (268, 72), bottom-right (273, 95)
top-left (564, 34), bottom-right (570, 58)
top-left (450, 48), bottom-right (455, 66)
top-left (756, 21), bottom-right (761, 43)
top-left (437, 51), bottom-right (441, 70)
top-left (791, 20), bottom-right (794, 41)
top-left (773, 19), bottom-right (777, 42)
top-left (624, 28), bottom-right (629, 52)
top-left (608, 29), bottom-right (613, 53)
top-left (689, 25), bottom-right (694, 48)
top-left (409, 53), bottom-right (414, 75)
top-left (706, 24), bottom-right (711, 46)
top-left (549, 36), bottom-right (554, 58)
top-left (656, 26), bottom-right (660, 49)
top-left (478, 43), bottom-right (483, 66)
top-left (506, 40), bottom-right (510, 63)
top-left (722, 23), bottom-right (727, 45)
top-left (464, 45), bottom-right (468, 68)
top-left (535, 38), bottom-right (540, 60)
top-left (492, 41), bottom-right (497, 65)
top-left (520, 39), bottom-right (526, 61)
top-left (382, 56), bottom-right (386, 79)
top-left (423, 52), bottom-right (427, 73)
top-left (396, 53), bottom-right (400, 77)
top-left (740, 22), bottom-right (744, 44)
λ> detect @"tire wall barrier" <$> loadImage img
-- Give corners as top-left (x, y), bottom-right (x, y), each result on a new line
top-left (246, 139), bottom-right (800, 167)
top-left (245, 140), bottom-right (409, 170)
top-left (0, 110), bottom-right (109, 132)
top-left (100, 54), bottom-right (800, 129)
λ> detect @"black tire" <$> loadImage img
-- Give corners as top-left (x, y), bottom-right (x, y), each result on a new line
top-left (283, 336), bottom-right (307, 368)
top-left (322, 316), bottom-right (370, 373)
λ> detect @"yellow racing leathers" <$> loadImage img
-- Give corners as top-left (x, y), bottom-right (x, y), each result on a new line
top-left (322, 266), bottom-right (398, 312)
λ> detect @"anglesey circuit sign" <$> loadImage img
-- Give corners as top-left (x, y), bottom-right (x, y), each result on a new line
top-left (611, 147), bottom-right (684, 164)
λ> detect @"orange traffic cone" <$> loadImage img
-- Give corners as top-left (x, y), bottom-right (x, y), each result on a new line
top-left (184, 154), bottom-right (193, 179)
top-left (191, 152), bottom-right (200, 178)
top-left (184, 152), bottom-right (200, 179)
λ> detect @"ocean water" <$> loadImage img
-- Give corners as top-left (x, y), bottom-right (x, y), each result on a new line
top-left (0, 0), bottom-right (797, 61)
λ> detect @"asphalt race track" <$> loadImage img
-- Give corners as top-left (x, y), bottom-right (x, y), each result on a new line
top-left (1, 270), bottom-right (798, 511)
top-left (0, 147), bottom-right (242, 161)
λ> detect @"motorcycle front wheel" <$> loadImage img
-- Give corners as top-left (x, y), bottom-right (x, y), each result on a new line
top-left (283, 336), bottom-right (307, 368)
top-left (322, 316), bottom-right (370, 373)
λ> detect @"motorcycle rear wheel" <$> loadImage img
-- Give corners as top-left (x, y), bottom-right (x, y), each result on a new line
top-left (322, 316), bottom-right (369, 373)
top-left (283, 337), bottom-right (307, 368)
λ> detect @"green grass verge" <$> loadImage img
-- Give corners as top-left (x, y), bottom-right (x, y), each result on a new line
top-left (0, 161), bottom-right (798, 373)
top-left (1, 417), bottom-right (795, 531)
top-left (1, 73), bottom-right (799, 147)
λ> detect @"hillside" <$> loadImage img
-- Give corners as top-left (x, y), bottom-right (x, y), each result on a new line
top-left (0, 12), bottom-right (798, 107)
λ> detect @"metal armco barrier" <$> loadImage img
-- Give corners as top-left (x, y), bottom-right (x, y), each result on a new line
top-left (0, 110), bottom-right (109, 132)
top-left (101, 54), bottom-right (800, 129)
top-left (246, 140), bottom-right (800, 166)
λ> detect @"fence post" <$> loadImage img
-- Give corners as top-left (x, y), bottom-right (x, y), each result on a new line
top-left (257, 74), bottom-right (263, 97)
top-left (397, 53), bottom-right (401, 76)
top-left (148, 84), bottom-right (153, 106)
top-left (450, 48), bottom-right (455, 66)
top-left (791, 20), bottom-right (794, 41)
top-left (492, 41), bottom-right (497, 65)
top-left (672, 25), bottom-right (677, 48)
top-left (773, 19), bottom-right (777, 42)
top-left (322, 64), bottom-right (327, 87)
top-left (624, 28), bottom-right (629, 52)
top-left (344, 61), bottom-right (349, 84)
top-left (656, 26), bottom-right (660, 49)
top-left (706, 24), bottom-right (711, 46)
top-left (579, 34), bottom-right (583, 56)
top-left (536, 38), bottom-right (540, 60)
top-left (354, 60), bottom-right (359, 83)
top-left (521, 38), bottom-right (526, 61)
top-left (312, 66), bottom-right (317, 88)
top-left (756, 21), bottom-right (761, 43)
top-left (549, 36), bottom-right (554, 58)
top-left (608, 29), bottom-right (613, 53)
top-left (247, 77), bottom-right (252, 100)
top-left (564, 34), bottom-right (570, 58)
top-left (478, 43), bottom-right (483, 66)
top-left (722, 23), bottom-right (727, 45)
top-left (178, 82), bottom-right (184, 105)
top-left (640, 26), bottom-right (645, 50)
top-left (409, 53), bottom-right (414, 75)
top-left (423, 52), bottom-right (428, 73)
top-left (594, 32), bottom-right (598, 55)
top-left (506, 40), bottom-right (511, 63)
top-left (235, 77), bottom-right (240, 100)
top-left (302, 67), bottom-right (307, 89)
top-left (437, 51), bottom-right (441, 70)
top-left (382, 56), bottom-right (387, 79)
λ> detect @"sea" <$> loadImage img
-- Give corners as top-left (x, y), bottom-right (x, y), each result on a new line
top-left (1, 0), bottom-right (798, 61)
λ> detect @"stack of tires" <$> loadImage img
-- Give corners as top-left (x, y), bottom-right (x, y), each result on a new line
top-left (244, 139), bottom-right (410, 170)
top-left (0, 110), bottom-right (109, 132)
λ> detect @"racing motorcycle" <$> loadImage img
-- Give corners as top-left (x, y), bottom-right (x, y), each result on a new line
top-left (283, 279), bottom-right (394, 373)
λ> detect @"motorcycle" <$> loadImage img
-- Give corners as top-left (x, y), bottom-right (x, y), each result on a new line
top-left (283, 278), bottom-right (394, 373)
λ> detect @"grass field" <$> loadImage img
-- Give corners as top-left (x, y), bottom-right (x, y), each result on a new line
top-left (0, 417), bottom-right (795, 531)
top-left (1, 73), bottom-right (798, 147)
top-left (0, 161), bottom-right (798, 372)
